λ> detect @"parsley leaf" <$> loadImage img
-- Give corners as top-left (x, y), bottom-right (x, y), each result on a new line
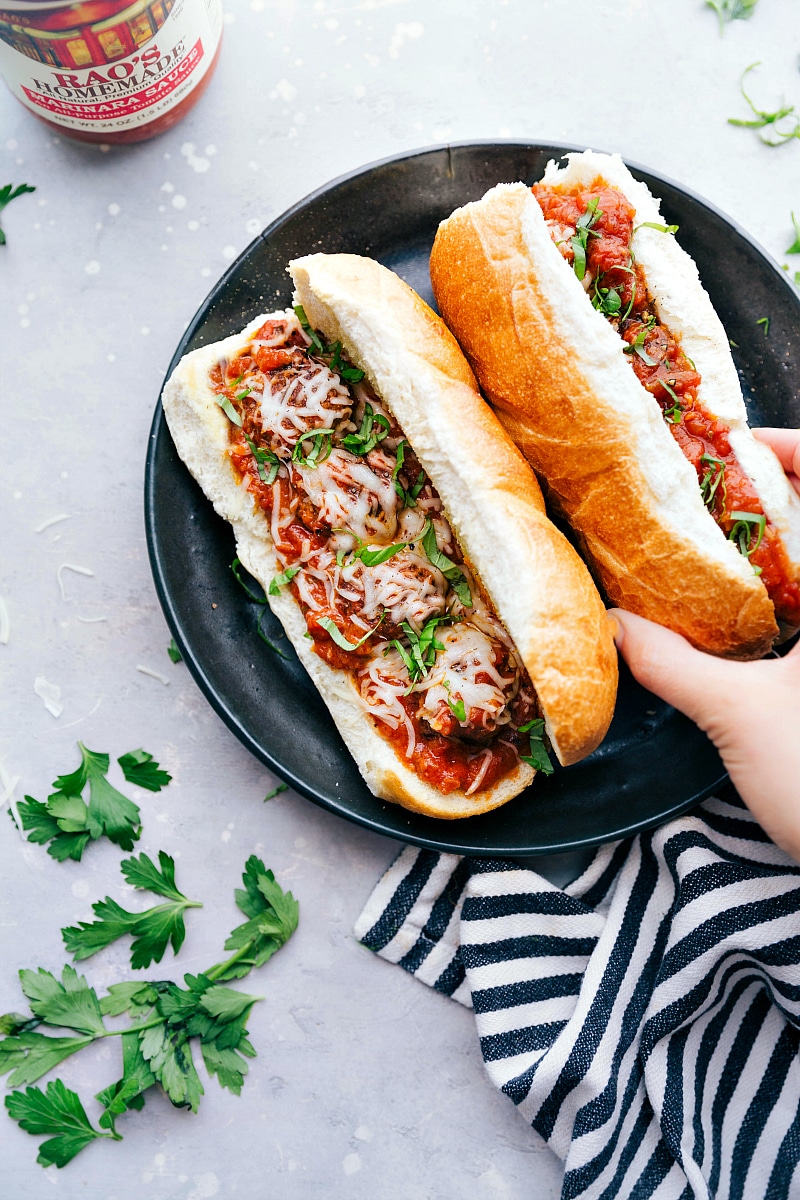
top-left (117, 749), bottom-right (171, 793)
top-left (263, 783), bottom-right (288, 801)
top-left (5, 1080), bottom-right (118, 1167)
top-left (706, 0), bottom-right (758, 33)
top-left (61, 852), bottom-right (201, 969)
top-left (213, 855), bottom-right (300, 981)
top-left (420, 520), bottom-right (472, 607)
top-left (167, 638), bottom-right (182, 664)
top-left (0, 183), bottom-right (35, 247)
top-left (19, 966), bottom-right (106, 1037)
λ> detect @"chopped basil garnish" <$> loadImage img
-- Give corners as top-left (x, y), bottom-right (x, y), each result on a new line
top-left (660, 378), bottom-right (683, 424)
top-left (624, 328), bottom-right (657, 366)
top-left (291, 428), bottom-right (335, 468)
top-left (700, 453), bottom-right (727, 511)
top-left (757, 316), bottom-right (770, 336)
top-left (519, 718), bottom-right (554, 776)
top-left (570, 197), bottom-right (602, 282)
top-left (231, 558), bottom-right (292, 658)
top-left (167, 638), bottom-right (182, 664)
top-left (318, 615), bottom-right (382, 651)
top-left (420, 520), bottom-right (472, 608)
top-left (386, 615), bottom-right (455, 686)
top-left (329, 340), bottom-right (365, 383)
top-left (354, 542), bottom-right (408, 567)
top-left (293, 303), bottom-right (326, 354)
top-left (634, 221), bottom-right (679, 235)
top-left (214, 394), bottom-right (243, 427)
top-left (340, 402), bottom-right (390, 455)
top-left (443, 680), bottom-right (466, 723)
top-left (244, 434), bottom-right (282, 484)
top-left (268, 566), bottom-right (301, 595)
top-left (728, 511), bottom-right (766, 569)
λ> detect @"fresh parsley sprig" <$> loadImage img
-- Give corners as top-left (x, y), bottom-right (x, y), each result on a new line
top-left (2, 857), bottom-right (298, 1167)
top-left (519, 718), bottom-right (554, 776)
top-left (61, 852), bottom-right (202, 970)
top-left (16, 744), bottom-right (169, 862)
top-left (420, 520), bottom-right (472, 608)
top-left (0, 183), bottom-right (35, 246)
top-left (706, 0), bottom-right (758, 34)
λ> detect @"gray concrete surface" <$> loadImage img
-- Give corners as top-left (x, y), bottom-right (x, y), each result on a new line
top-left (2, 0), bottom-right (799, 1196)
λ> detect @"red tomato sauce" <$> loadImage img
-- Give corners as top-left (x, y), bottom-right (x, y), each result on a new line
top-left (533, 183), bottom-right (800, 627)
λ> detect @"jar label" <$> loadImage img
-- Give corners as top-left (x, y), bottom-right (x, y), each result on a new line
top-left (0, 0), bottom-right (223, 133)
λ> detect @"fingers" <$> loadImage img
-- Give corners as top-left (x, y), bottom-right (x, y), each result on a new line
top-left (753, 427), bottom-right (800, 494)
top-left (609, 609), bottom-right (745, 729)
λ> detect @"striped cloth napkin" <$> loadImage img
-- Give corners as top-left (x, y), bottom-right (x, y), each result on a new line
top-left (354, 787), bottom-right (800, 1199)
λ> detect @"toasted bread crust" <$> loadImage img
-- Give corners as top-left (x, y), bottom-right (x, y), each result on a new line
top-left (430, 172), bottom-right (788, 660)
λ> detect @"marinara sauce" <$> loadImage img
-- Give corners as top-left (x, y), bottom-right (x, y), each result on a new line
top-left (534, 182), bottom-right (800, 628)
top-left (0, 0), bottom-right (222, 144)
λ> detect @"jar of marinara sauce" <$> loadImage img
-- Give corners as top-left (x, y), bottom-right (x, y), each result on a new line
top-left (0, 0), bottom-right (222, 143)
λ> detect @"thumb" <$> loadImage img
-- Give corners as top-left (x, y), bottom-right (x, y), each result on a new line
top-left (609, 609), bottom-right (746, 729)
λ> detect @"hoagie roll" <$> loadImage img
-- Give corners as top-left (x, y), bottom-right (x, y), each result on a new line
top-left (430, 151), bottom-right (800, 660)
top-left (162, 253), bottom-right (617, 818)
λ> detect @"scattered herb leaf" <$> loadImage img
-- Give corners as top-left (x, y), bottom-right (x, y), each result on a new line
top-left (167, 639), bottom-right (182, 664)
top-left (213, 395), bottom-right (243, 427)
top-left (268, 566), bottom-right (301, 596)
top-left (263, 784), bottom-right (288, 801)
top-left (728, 63), bottom-right (800, 146)
top-left (244, 434), bottom-right (281, 485)
top-left (757, 316), bottom-right (770, 336)
top-left (117, 750), bottom-right (171, 793)
top-left (788, 214), bottom-right (800, 256)
top-left (519, 718), bottom-right (555, 776)
top-left (442, 680), bottom-right (466, 723)
top-left (318, 615), bottom-right (382, 651)
top-left (5, 1080), bottom-right (118, 1167)
top-left (634, 221), bottom-right (679, 235)
top-left (0, 183), bottom-right (35, 246)
top-left (293, 304), bottom-right (326, 354)
top-left (420, 520), bottom-right (472, 607)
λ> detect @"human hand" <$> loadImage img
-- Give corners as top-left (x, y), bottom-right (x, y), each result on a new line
top-left (611, 610), bottom-right (800, 861)
top-left (609, 426), bottom-right (800, 860)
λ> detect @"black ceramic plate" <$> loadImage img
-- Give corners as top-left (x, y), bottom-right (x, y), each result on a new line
top-left (145, 141), bottom-right (800, 857)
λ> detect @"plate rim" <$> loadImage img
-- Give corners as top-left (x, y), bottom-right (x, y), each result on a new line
top-left (145, 139), bottom-right (799, 855)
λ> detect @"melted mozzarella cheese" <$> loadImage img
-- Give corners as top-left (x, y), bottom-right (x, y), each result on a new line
top-left (342, 548), bottom-right (447, 632)
top-left (259, 361), bottom-right (352, 451)
top-left (416, 623), bottom-right (518, 733)
top-left (296, 448), bottom-right (399, 544)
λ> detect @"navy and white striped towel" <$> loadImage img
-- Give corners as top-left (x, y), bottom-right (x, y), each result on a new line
top-left (354, 788), bottom-right (800, 1198)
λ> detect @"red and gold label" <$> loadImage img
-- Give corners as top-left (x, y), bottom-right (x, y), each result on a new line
top-left (0, 0), bottom-right (222, 133)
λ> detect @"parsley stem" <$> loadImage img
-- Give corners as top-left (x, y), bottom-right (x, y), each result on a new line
top-left (205, 942), bottom-right (255, 982)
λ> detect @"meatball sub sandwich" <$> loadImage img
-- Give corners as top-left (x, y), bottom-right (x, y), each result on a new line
top-left (430, 151), bottom-right (800, 660)
top-left (163, 253), bottom-right (617, 818)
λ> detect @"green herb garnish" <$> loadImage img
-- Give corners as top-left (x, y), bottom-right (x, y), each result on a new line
top-left (0, 183), bottom-right (35, 246)
top-left (660, 378), bottom-right (683, 424)
top-left (318, 615), bottom-right (383, 651)
top-left (293, 304), bottom-right (326, 354)
top-left (728, 63), bottom-right (800, 146)
top-left (787, 213), bottom-right (800, 256)
top-left (624, 327), bottom-right (657, 366)
top-left (328, 340), bottom-right (365, 383)
top-left (214, 395), bottom-right (243, 427)
top-left (61, 852), bottom-right (202, 969)
top-left (442, 680), bottom-right (466, 723)
top-left (392, 440), bottom-right (427, 508)
top-left (231, 558), bottom-right (292, 660)
top-left (263, 783), bottom-right (288, 801)
top-left (420, 520), bottom-right (472, 607)
top-left (17, 744), bottom-right (149, 861)
top-left (2, 858), bottom-right (298, 1167)
top-left (340, 402), bottom-right (390, 455)
top-left (570, 197), bottom-right (602, 282)
top-left (386, 615), bottom-right (455, 686)
top-left (706, 0), bottom-right (758, 34)
top-left (291, 428), bottom-right (335, 468)
top-left (757, 316), bottom-right (770, 336)
top-left (634, 221), bottom-right (679, 235)
top-left (728, 510), bottom-right (766, 568)
top-left (699, 453), bottom-right (727, 511)
top-left (519, 718), bottom-right (554, 776)
top-left (244, 434), bottom-right (282, 485)
top-left (268, 566), bottom-right (301, 595)
top-left (167, 638), bottom-right (182, 664)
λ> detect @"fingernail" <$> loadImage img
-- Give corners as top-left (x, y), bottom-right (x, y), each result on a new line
top-left (607, 610), bottom-right (624, 648)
